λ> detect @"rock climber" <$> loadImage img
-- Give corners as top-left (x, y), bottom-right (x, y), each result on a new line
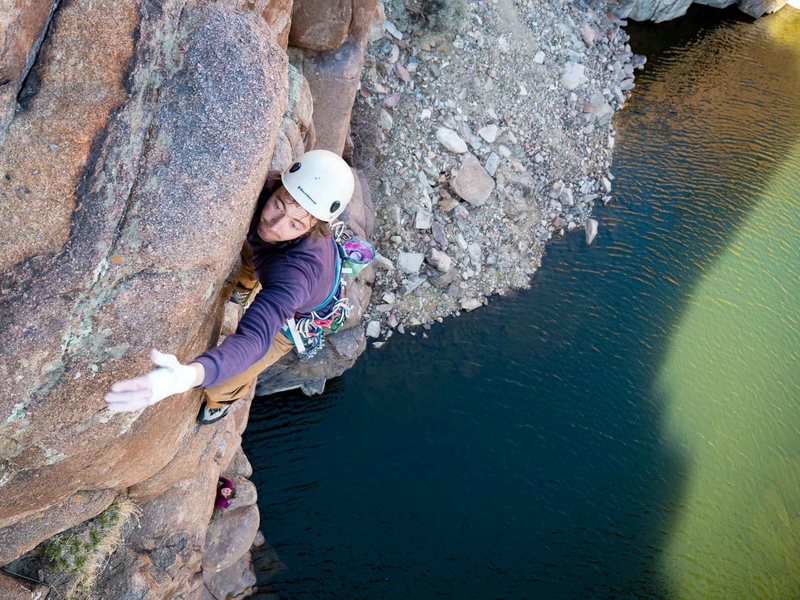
top-left (104, 149), bottom-right (355, 425)
top-left (215, 476), bottom-right (236, 513)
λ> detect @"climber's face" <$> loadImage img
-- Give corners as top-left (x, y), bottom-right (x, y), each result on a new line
top-left (257, 186), bottom-right (315, 243)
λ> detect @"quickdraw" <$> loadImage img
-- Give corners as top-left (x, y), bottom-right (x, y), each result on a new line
top-left (288, 296), bottom-right (352, 357)
top-left (283, 230), bottom-right (375, 358)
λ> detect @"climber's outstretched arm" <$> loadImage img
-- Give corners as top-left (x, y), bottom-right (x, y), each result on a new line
top-left (104, 349), bottom-right (204, 413)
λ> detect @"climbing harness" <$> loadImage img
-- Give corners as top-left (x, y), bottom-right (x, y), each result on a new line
top-left (282, 228), bottom-right (375, 358)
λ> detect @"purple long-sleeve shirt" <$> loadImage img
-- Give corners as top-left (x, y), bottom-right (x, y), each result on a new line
top-left (195, 218), bottom-right (337, 388)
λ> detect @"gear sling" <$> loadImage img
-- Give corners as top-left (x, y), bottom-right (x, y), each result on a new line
top-left (281, 236), bottom-right (374, 357)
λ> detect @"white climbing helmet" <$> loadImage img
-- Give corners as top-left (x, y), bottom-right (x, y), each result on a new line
top-left (281, 149), bottom-right (355, 223)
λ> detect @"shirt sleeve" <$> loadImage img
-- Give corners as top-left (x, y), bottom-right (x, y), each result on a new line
top-left (195, 248), bottom-right (324, 388)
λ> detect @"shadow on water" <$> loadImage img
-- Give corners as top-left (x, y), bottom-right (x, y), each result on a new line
top-left (244, 8), bottom-right (800, 599)
top-left (625, 4), bottom-right (753, 58)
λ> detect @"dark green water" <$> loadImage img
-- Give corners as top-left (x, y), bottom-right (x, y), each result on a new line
top-left (244, 8), bottom-right (800, 598)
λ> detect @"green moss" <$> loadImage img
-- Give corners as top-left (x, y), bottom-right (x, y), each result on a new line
top-left (37, 498), bottom-right (142, 600)
top-left (40, 505), bottom-right (116, 575)
top-left (73, 555), bottom-right (86, 572)
top-left (42, 540), bottom-right (63, 562)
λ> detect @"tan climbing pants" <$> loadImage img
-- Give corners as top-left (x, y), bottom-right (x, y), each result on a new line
top-left (233, 242), bottom-right (259, 298)
top-left (203, 332), bottom-right (294, 408)
top-left (203, 242), bottom-right (293, 408)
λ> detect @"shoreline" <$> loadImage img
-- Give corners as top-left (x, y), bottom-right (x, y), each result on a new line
top-left (352, 0), bottom-right (641, 339)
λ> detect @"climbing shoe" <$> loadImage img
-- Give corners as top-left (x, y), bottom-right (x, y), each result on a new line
top-left (230, 283), bottom-right (260, 309)
top-left (230, 288), bottom-right (251, 306)
top-left (198, 402), bottom-right (230, 425)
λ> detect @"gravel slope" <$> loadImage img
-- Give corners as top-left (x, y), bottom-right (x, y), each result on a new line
top-left (352, 0), bottom-right (643, 340)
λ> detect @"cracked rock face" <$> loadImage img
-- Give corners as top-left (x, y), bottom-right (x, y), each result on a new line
top-left (0, 0), bottom-right (287, 563)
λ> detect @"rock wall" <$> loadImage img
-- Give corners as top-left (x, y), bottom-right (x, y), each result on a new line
top-left (0, 0), bottom-right (377, 597)
top-left (610, 0), bottom-right (791, 21)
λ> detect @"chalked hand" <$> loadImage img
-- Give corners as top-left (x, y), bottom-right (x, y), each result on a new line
top-left (104, 349), bottom-right (202, 413)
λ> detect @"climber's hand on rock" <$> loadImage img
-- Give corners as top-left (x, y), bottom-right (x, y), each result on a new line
top-left (104, 349), bottom-right (203, 413)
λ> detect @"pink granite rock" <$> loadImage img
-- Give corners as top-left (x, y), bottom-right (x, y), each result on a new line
top-left (289, 0), bottom-right (352, 51)
top-left (262, 0), bottom-right (293, 48)
top-left (267, 64), bottom-right (316, 181)
top-left (0, 0), bottom-right (54, 135)
top-left (451, 153), bottom-right (496, 206)
top-left (300, 29), bottom-right (370, 155)
top-left (202, 505), bottom-right (260, 573)
top-left (0, 0), bottom-right (287, 566)
top-left (0, 570), bottom-right (50, 599)
top-left (129, 469), bottom-right (218, 553)
top-left (203, 551), bottom-right (257, 600)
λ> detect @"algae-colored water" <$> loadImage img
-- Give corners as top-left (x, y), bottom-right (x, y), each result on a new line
top-left (245, 7), bottom-right (800, 598)
top-left (659, 168), bottom-right (800, 597)
top-left (626, 9), bottom-right (800, 597)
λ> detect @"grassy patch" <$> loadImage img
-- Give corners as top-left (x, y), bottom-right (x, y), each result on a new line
top-left (40, 498), bottom-right (141, 599)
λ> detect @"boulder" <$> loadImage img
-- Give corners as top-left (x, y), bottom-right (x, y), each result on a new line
top-left (177, 573), bottom-right (206, 599)
top-left (397, 252), bottom-right (425, 274)
top-left (261, 0), bottom-right (293, 48)
top-left (432, 221), bottom-right (448, 248)
top-left (478, 124), bottom-right (499, 143)
top-left (431, 270), bottom-right (458, 289)
top-left (426, 248), bottom-right (452, 273)
top-left (300, 29), bottom-right (370, 154)
top-left (561, 62), bottom-right (588, 90)
top-left (414, 206), bottom-right (433, 229)
top-left (351, 0), bottom-right (380, 36)
top-left (129, 469), bottom-right (218, 553)
top-left (225, 448), bottom-right (254, 479)
top-left (485, 152), bottom-right (501, 177)
top-left (92, 537), bottom-right (204, 600)
top-left (203, 504), bottom-right (260, 573)
top-left (461, 298), bottom-right (482, 311)
top-left (203, 551), bottom-right (257, 600)
top-left (436, 127), bottom-right (468, 153)
top-left (589, 91), bottom-right (613, 125)
top-left (366, 320), bottom-right (381, 338)
top-left (585, 218), bottom-right (599, 245)
top-left (0, 0), bottom-right (288, 565)
top-left (227, 476), bottom-right (258, 509)
top-left (451, 153), bottom-right (495, 206)
top-left (289, 0), bottom-right (378, 51)
top-left (467, 243), bottom-right (483, 269)
top-left (290, 0), bottom-right (352, 51)
top-left (328, 326), bottom-right (364, 359)
top-left (379, 108), bottom-right (394, 131)
top-left (737, 0), bottom-right (788, 17)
